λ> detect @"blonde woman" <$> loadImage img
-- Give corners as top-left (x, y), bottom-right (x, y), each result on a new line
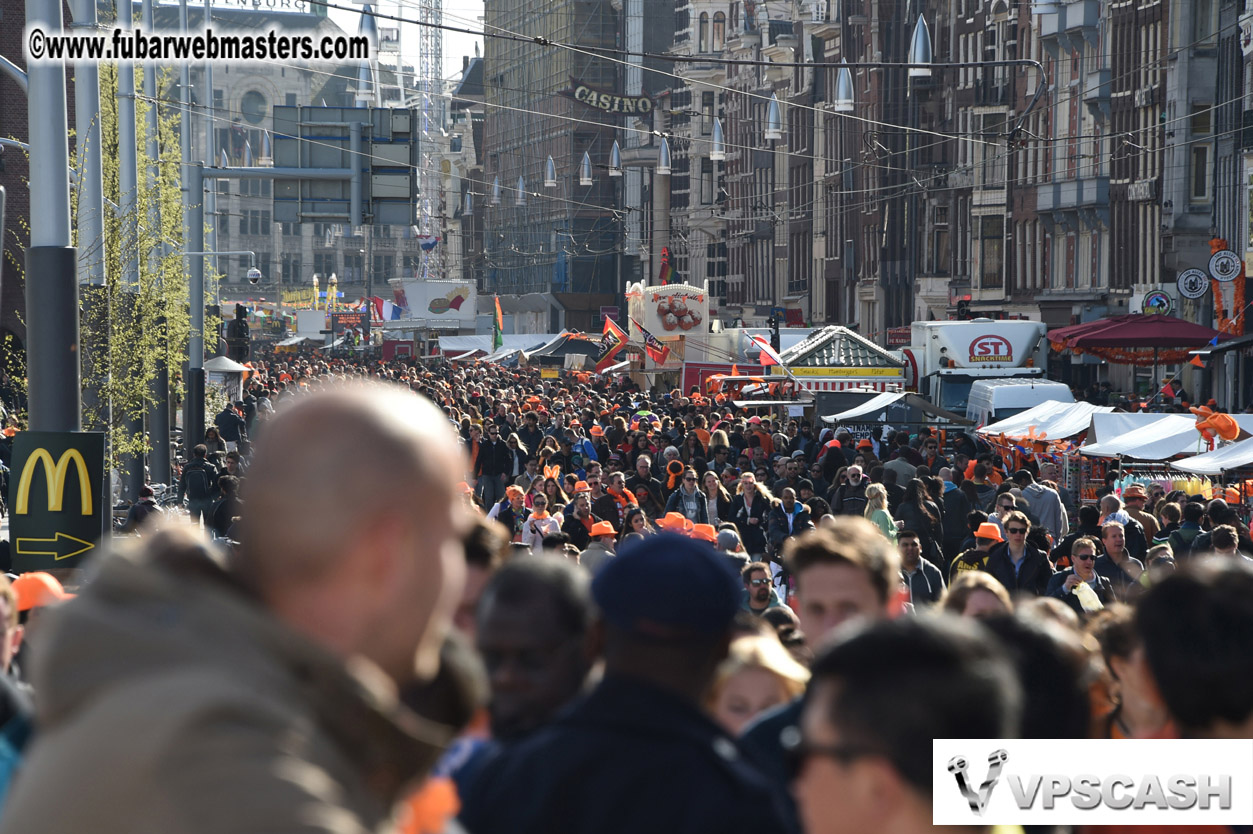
top-left (939, 572), bottom-right (1013, 619)
top-left (730, 473), bottom-right (775, 557)
top-left (863, 483), bottom-right (898, 542)
top-left (706, 633), bottom-right (810, 736)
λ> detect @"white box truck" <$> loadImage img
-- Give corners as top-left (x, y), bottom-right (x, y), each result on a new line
top-left (901, 319), bottom-right (1052, 417)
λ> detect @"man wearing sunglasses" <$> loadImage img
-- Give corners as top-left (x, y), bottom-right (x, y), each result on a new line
top-left (741, 561), bottom-right (787, 615)
top-left (792, 617), bottom-right (1020, 834)
top-left (1046, 536), bottom-right (1115, 619)
top-left (983, 510), bottom-right (1054, 596)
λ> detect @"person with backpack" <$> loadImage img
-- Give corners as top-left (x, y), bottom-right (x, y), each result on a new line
top-left (178, 444), bottom-right (221, 525)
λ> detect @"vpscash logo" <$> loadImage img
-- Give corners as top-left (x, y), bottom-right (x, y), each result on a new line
top-left (933, 739), bottom-right (1253, 826)
top-left (947, 749), bottom-right (1008, 815)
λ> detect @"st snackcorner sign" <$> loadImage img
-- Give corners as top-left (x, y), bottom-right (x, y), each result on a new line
top-left (7, 432), bottom-right (108, 571)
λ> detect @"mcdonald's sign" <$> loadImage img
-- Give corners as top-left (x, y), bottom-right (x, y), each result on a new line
top-left (7, 432), bottom-right (107, 571)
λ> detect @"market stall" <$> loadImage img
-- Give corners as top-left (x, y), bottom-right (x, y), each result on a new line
top-left (977, 400), bottom-right (1114, 439)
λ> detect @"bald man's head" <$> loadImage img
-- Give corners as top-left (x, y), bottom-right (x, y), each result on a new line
top-left (239, 382), bottom-right (468, 682)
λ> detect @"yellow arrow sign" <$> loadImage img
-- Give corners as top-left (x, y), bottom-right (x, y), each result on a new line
top-left (15, 532), bottom-right (96, 561)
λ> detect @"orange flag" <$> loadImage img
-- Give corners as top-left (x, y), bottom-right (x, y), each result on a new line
top-left (1190, 355), bottom-right (1206, 368)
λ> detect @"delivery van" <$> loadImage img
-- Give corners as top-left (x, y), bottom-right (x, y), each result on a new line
top-left (965, 378), bottom-right (1074, 427)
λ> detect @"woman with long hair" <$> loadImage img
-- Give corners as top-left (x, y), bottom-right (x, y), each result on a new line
top-left (730, 472), bottom-right (775, 557)
top-left (680, 432), bottom-right (707, 466)
top-left (702, 471), bottom-right (733, 527)
top-left (543, 477), bottom-right (569, 510)
top-left (899, 477), bottom-right (943, 560)
top-left (863, 483), bottom-right (898, 541)
top-left (705, 633), bottom-right (810, 736)
top-left (619, 506), bottom-right (655, 542)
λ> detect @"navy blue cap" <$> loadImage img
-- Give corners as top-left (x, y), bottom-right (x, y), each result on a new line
top-left (592, 533), bottom-right (741, 639)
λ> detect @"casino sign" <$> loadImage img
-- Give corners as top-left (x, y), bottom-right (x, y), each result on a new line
top-left (568, 79), bottom-right (653, 115)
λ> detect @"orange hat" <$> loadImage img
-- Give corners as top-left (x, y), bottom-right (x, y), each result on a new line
top-left (857, 438), bottom-right (874, 449)
top-left (505, 485), bottom-right (525, 499)
top-left (1122, 484), bottom-right (1148, 499)
top-left (590, 520), bottom-right (617, 538)
top-left (974, 522), bottom-right (1004, 543)
top-left (692, 523), bottom-right (717, 543)
top-left (589, 425), bottom-right (605, 437)
top-left (13, 572), bottom-right (73, 612)
top-left (574, 480), bottom-right (591, 493)
top-left (656, 512), bottom-right (694, 534)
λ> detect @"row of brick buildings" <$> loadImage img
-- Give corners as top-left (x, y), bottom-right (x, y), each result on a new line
top-left (448, 0), bottom-right (1251, 363)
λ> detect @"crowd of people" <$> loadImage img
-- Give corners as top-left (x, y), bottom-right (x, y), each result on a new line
top-left (0, 348), bottom-right (1248, 834)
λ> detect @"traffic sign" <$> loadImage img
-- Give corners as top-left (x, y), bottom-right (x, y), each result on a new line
top-left (1177, 269), bottom-right (1209, 299)
top-left (1209, 249), bottom-right (1241, 282)
top-left (7, 432), bottom-right (107, 571)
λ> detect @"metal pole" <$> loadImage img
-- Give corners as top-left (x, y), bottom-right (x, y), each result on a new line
top-left (142, 0), bottom-right (171, 487)
top-left (350, 121), bottom-right (363, 226)
top-left (204, 0), bottom-right (216, 266)
top-left (69, 0), bottom-right (104, 288)
top-left (116, 0), bottom-right (145, 500)
top-left (187, 162), bottom-right (206, 446)
top-left (25, 0), bottom-right (81, 432)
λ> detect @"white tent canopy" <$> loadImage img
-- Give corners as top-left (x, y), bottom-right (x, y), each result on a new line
top-left (1081, 414), bottom-right (1253, 460)
top-left (1171, 436), bottom-right (1253, 474)
top-left (438, 334), bottom-right (558, 355)
top-left (823, 392), bottom-right (902, 422)
top-left (978, 401), bottom-right (1114, 439)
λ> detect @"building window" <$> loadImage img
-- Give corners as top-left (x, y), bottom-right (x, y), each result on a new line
top-left (281, 252), bottom-right (302, 284)
top-left (313, 253), bottom-right (337, 277)
top-left (979, 216), bottom-right (1004, 288)
top-left (241, 90), bottom-right (268, 125)
top-left (1191, 146), bottom-right (1212, 202)
top-left (701, 92), bottom-right (715, 135)
top-left (1193, 0), bottom-right (1217, 44)
top-left (701, 158), bottom-right (714, 204)
top-left (699, 13), bottom-right (709, 52)
top-left (712, 12), bottom-right (726, 50)
top-left (730, 2), bottom-right (739, 30)
top-left (343, 253), bottom-right (364, 282)
top-left (931, 205), bottom-right (950, 276)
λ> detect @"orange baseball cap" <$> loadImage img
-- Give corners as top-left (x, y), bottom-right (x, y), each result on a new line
top-left (692, 523), bottom-right (717, 543)
top-left (13, 572), bottom-right (73, 612)
top-left (974, 522), bottom-right (1004, 543)
top-left (590, 521), bottom-right (617, 538)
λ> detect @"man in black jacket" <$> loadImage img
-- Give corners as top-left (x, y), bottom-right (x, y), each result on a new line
top-left (178, 444), bottom-right (220, 524)
top-left (983, 510), bottom-right (1053, 596)
top-left (830, 465), bottom-right (868, 516)
top-left (461, 534), bottom-right (789, 834)
top-left (474, 424), bottom-right (513, 508)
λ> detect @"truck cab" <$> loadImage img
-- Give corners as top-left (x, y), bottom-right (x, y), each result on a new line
top-left (902, 319), bottom-right (1050, 417)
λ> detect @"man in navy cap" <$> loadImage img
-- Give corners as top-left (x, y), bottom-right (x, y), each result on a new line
top-left (460, 533), bottom-right (788, 834)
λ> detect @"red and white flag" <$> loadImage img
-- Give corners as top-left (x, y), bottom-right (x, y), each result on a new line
top-left (748, 333), bottom-right (784, 367)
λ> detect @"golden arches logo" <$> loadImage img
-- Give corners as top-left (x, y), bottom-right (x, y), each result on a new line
top-left (15, 448), bottom-right (93, 516)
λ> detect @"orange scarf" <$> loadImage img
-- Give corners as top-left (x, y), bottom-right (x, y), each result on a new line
top-left (530, 508), bottom-right (550, 520)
